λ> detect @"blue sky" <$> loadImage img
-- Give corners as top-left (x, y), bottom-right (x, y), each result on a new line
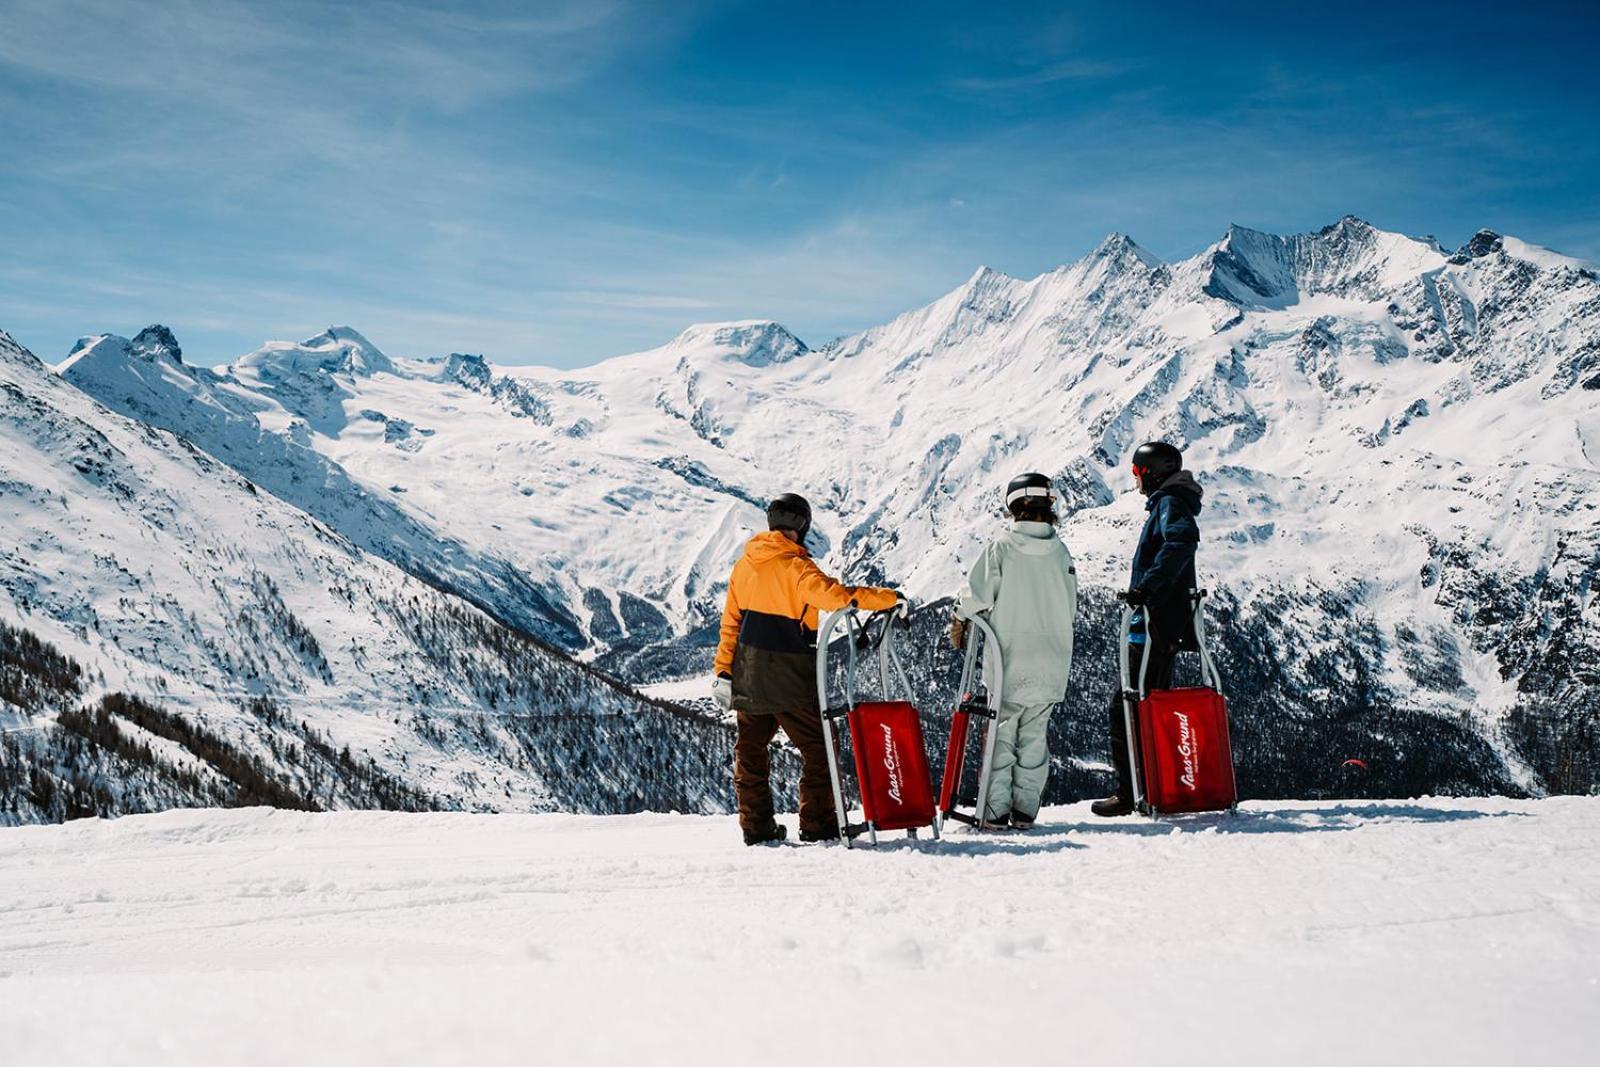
top-left (1, 0), bottom-right (1596, 368)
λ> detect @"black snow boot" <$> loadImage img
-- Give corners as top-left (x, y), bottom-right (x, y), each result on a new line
top-left (799, 825), bottom-right (841, 843)
top-left (979, 814), bottom-right (1012, 831)
top-left (1091, 795), bottom-right (1135, 818)
top-left (1010, 810), bottom-right (1036, 831)
top-left (743, 823), bottom-right (788, 846)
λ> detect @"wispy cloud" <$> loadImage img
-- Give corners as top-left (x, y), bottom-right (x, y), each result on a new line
top-left (554, 291), bottom-right (718, 311)
top-left (0, 0), bottom-right (629, 104)
top-left (0, 0), bottom-right (647, 183)
top-left (952, 58), bottom-right (1128, 92)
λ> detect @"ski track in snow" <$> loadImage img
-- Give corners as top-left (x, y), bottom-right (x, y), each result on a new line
top-left (1, 798), bottom-right (1596, 1067)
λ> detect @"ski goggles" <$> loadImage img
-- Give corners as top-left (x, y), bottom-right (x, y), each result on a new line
top-left (1004, 484), bottom-right (1056, 507)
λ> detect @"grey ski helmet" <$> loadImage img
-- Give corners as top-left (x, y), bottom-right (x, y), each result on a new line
top-left (1004, 472), bottom-right (1055, 518)
top-left (766, 493), bottom-right (812, 539)
top-left (1131, 441), bottom-right (1182, 494)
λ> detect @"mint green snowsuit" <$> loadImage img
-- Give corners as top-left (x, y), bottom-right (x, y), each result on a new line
top-left (958, 521), bottom-right (1078, 821)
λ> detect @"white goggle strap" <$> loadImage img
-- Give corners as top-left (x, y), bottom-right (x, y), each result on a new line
top-left (1005, 485), bottom-right (1055, 507)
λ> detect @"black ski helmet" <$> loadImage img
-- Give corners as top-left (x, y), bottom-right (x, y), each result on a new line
top-left (766, 492), bottom-right (812, 539)
top-left (1131, 441), bottom-right (1182, 494)
top-left (1004, 472), bottom-right (1055, 518)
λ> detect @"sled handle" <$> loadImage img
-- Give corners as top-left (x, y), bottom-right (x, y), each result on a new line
top-left (1116, 589), bottom-right (1222, 699)
top-left (817, 602), bottom-right (915, 709)
top-left (817, 607), bottom-right (873, 718)
top-left (951, 607), bottom-right (1005, 829)
top-left (876, 603), bottom-right (915, 705)
top-left (952, 608), bottom-right (1004, 717)
top-left (1116, 604), bottom-right (1148, 815)
top-left (1113, 593), bottom-right (1150, 698)
top-left (815, 607), bottom-right (857, 848)
top-left (1192, 592), bottom-right (1223, 697)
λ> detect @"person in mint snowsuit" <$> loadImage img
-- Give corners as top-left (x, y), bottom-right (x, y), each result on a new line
top-left (1093, 440), bottom-right (1203, 818)
top-left (951, 472), bottom-right (1078, 830)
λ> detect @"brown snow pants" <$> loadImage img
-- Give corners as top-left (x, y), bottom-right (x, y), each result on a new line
top-left (734, 708), bottom-right (838, 838)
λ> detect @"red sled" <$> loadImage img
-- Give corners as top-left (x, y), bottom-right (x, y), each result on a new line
top-left (815, 603), bottom-right (940, 847)
top-left (936, 612), bottom-right (1006, 831)
top-left (1120, 590), bottom-right (1238, 817)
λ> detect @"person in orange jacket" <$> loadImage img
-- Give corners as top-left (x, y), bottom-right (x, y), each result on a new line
top-left (713, 493), bottom-right (901, 845)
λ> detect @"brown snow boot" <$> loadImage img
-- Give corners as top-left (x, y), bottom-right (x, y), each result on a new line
top-left (743, 823), bottom-right (788, 846)
top-left (1091, 794), bottom-right (1135, 817)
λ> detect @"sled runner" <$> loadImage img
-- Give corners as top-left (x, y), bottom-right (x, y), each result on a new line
top-left (1119, 590), bottom-right (1237, 816)
top-left (936, 610), bottom-right (1006, 831)
top-left (815, 601), bottom-right (939, 847)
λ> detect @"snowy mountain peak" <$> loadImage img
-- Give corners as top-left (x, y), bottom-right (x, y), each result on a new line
top-left (667, 320), bottom-right (809, 367)
top-left (0, 327), bottom-right (40, 368)
top-left (1088, 232), bottom-right (1163, 271)
top-left (1319, 213), bottom-right (1377, 239)
top-left (1201, 217), bottom-right (1446, 308)
top-left (441, 352), bottom-right (492, 389)
top-left (235, 326), bottom-right (394, 380)
top-left (56, 324), bottom-right (191, 377)
top-left (57, 328), bottom-right (181, 377)
top-left (130, 324), bottom-right (182, 363)
top-left (960, 264), bottom-right (1024, 294)
top-left (1201, 224), bottom-right (1301, 307)
top-left (1456, 229), bottom-right (1505, 261)
top-left (1451, 229), bottom-right (1597, 275)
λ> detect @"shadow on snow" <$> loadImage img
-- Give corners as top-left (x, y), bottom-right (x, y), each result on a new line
top-left (1036, 802), bottom-right (1527, 838)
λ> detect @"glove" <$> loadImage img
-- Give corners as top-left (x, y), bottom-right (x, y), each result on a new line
top-left (711, 675), bottom-right (732, 711)
top-left (949, 616), bottom-right (968, 651)
top-left (1125, 586), bottom-right (1150, 607)
top-left (892, 593), bottom-right (914, 630)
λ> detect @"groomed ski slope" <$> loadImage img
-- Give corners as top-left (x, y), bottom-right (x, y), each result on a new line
top-left (2, 799), bottom-right (1596, 1066)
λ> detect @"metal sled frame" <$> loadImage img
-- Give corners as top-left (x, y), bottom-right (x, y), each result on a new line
top-left (815, 601), bottom-right (939, 848)
top-left (1118, 589), bottom-right (1236, 818)
top-left (937, 610), bottom-right (1007, 832)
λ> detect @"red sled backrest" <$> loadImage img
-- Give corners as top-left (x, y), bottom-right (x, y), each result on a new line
top-left (937, 703), bottom-right (973, 815)
top-left (1137, 686), bottom-right (1237, 814)
top-left (847, 701), bottom-right (936, 831)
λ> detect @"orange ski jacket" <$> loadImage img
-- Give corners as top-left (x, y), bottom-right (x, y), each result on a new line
top-left (714, 531), bottom-right (897, 686)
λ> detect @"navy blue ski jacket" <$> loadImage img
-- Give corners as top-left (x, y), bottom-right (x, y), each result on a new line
top-left (1129, 471), bottom-right (1203, 648)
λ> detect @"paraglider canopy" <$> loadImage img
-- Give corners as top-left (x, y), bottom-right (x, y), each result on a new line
top-left (1341, 758), bottom-right (1369, 771)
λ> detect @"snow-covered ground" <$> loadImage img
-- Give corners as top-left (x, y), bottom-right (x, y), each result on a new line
top-left (3, 799), bottom-right (1595, 1066)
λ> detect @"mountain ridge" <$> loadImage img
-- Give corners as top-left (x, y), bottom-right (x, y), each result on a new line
top-left (33, 214), bottom-right (1600, 801)
top-left (2, 326), bottom-right (750, 825)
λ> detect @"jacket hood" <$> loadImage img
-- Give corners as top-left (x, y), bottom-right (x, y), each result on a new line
top-left (1010, 520), bottom-right (1056, 540)
top-left (742, 530), bottom-right (807, 564)
top-left (1005, 520), bottom-right (1067, 554)
top-left (1149, 469), bottom-right (1204, 513)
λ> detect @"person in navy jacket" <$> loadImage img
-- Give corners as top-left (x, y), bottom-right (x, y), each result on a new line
top-left (1093, 441), bottom-right (1204, 817)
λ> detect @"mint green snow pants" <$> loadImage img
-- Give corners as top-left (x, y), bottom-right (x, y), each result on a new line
top-left (985, 701), bottom-right (1055, 821)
